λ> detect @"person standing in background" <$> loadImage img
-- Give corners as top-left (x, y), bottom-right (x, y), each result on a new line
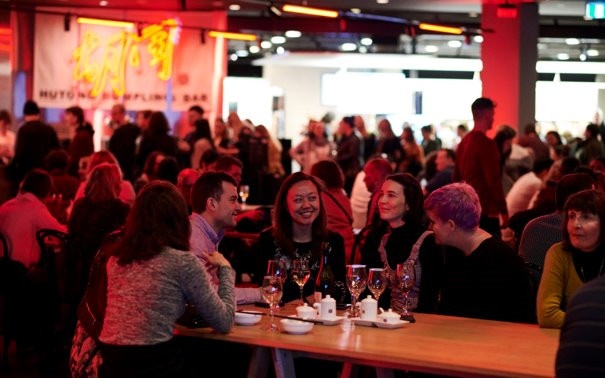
top-left (0, 110), bottom-right (15, 166)
top-left (65, 105), bottom-right (94, 178)
top-left (108, 103), bottom-right (140, 183)
top-left (11, 100), bottom-right (60, 188)
top-left (335, 116), bottom-right (361, 196)
top-left (453, 97), bottom-right (508, 238)
top-left (289, 119), bottom-right (332, 174)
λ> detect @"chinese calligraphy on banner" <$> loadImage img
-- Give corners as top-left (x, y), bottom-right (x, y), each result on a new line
top-left (33, 11), bottom-right (227, 111)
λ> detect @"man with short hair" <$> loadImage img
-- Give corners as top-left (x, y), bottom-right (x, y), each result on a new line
top-left (190, 171), bottom-right (259, 304)
top-left (424, 182), bottom-right (532, 322)
top-left (11, 100), bottom-right (60, 186)
top-left (108, 103), bottom-right (140, 182)
top-left (453, 97), bottom-right (509, 238)
top-left (424, 148), bottom-right (455, 196)
top-left (0, 169), bottom-right (66, 268)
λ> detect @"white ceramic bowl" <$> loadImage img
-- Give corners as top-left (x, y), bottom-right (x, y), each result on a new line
top-left (280, 318), bottom-right (314, 334)
top-left (234, 311), bottom-right (262, 326)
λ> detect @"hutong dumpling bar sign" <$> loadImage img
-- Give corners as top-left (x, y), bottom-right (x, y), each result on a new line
top-left (33, 11), bottom-right (226, 111)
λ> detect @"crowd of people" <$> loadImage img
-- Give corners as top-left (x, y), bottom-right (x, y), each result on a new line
top-left (1, 97), bottom-right (605, 376)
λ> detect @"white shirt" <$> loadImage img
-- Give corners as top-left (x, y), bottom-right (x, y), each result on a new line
top-left (0, 192), bottom-right (67, 267)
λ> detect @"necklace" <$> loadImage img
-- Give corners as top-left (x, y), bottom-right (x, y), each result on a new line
top-left (579, 256), bottom-right (605, 283)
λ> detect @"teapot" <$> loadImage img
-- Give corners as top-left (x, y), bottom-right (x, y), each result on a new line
top-left (296, 303), bottom-right (318, 319)
top-left (356, 295), bottom-right (378, 321)
top-left (314, 295), bottom-right (336, 320)
top-left (377, 308), bottom-right (400, 324)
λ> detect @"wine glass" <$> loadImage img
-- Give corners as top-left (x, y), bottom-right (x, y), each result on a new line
top-left (346, 264), bottom-right (367, 318)
top-left (396, 262), bottom-right (416, 318)
top-left (367, 268), bottom-right (387, 302)
top-left (266, 259), bottom-right (287, 285)
top-left (239, 185), bottom-right (250, 205)
top-left (291, 258), bottom-right (311, 305)
top-left (260, 275), bottom-right (283, 332)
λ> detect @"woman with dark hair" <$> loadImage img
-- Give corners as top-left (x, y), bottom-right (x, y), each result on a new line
top-left (189, 118), bottom-right (215, 170)
top-left (310, 160), bottom-right (355, 264)
top-left (68, 163), bottom-right (130, 317)
top-left (98, 181), bottom-right (235, 377)
top-left (65, 105), bottom-right (94, 177)
top-left (137, 111), bottom-right (178, 170)
top-left (253, 172), bottom-right (347, 304)
top-left (360, 173), bottom-right (440, 313)
top-left (537, 189), bottom-right (605, 328)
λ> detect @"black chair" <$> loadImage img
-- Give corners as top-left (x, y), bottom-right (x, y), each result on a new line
top-left (34, 229), bottom-right (72, 361)
top-left (0, 231), bottom-right (28, 368)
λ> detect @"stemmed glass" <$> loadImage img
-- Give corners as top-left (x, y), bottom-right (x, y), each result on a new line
top-left (260, 275), bottom-right (283, 332)
top-left (367, 268), bottom-right (387, 302)
top-left (266, 259), bottom-right (287, 310)
top-left (239, 185), bottom-right (250, 205)
top-left (291, 258), bottom-right (311, 305)
top-left (396, 262), bottom-right (416, 318)
top-left (346, 264), bottom-right (367, 318)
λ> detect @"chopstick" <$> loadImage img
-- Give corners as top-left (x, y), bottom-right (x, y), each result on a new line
top-left (271, 313), bottom-right (322, 324)
top-left (236, 310), bottom-right (265, 315)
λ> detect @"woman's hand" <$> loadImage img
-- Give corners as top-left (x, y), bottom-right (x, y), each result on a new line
top-left (203, 250), bottom-right (232, 268)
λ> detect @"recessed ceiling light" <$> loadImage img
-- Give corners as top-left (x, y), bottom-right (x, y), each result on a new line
top-left (360, 37), bottom-right (373, 46)
top-left (556, 53), bottom-right (570, 60)
top-left (260, 40), bottom-right (272, 49)
top-left (230, 53), bottom-right (238, 61)
top-left (229, 4), bottom-right (240, 11)
top-left (376, 0), bottom-right (389, 4)
top-left (473, 35), bottom-right (483, 43)
top-left (587, 49), bottom-right (599, 57)
top-left (285, 30), bottom-right (302, 38)
top-left (359, 46), bottom-right (368, 53)
top-left (580, 52), bottom-right (587, 61)
top-left (565, 38), bottom-right (580, 45)
top-left (448, 40), bottom-right (463, 48)
top-left (235, 49), bottom-right (249, 57)
top-left (276, 46), bottom-right (285, 54)
top-left (424, 45), bottom-right (439, 53)
top-left (249, 45), bottom-right (260, 53)
top-left (350, 8), bottom-right (361, 14)
top-left (99, 0), bottom-right (108, 6)
top-left (271, 36), bottom-right (286, 44)
top-left (340, 42), bottom-right (357, 51)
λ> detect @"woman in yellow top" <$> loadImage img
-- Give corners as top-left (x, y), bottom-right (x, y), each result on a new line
top-left (537, 189), bottom-right (605, 328)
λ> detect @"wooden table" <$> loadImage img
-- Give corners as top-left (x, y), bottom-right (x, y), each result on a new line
top-left (175, 304), bottom-right (560, 378)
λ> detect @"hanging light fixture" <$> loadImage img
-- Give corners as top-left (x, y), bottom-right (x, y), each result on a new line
top-left (282, 4), bottom-right (339, 18)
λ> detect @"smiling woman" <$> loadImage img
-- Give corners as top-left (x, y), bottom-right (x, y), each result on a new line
top-left (537, 189), bottom-right (605, 329)
top-left (252, 172), bottom-right (347, 305)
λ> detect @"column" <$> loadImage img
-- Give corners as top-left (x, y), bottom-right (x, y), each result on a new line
top-left (481, 2), bottom-right (538, 134)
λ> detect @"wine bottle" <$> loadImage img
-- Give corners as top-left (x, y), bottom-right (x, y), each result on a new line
top-left (314, 242), bottom-right (335, 303)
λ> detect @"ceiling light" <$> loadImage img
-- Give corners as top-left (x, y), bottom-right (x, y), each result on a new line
top-left (249, 45), bottom-right (260, 53)
top-left (350, 8), bottom-right (361, 14)
top-left (580, 52), bottom-right (587, 61)
top-left (208, 31), bottom-right (256, 41)
top-left (565, 38), bottom-right (580, 45)
top-left (229, 4), bottom-right (241, 11)
top-left (376, 0), bottom-right (389, 4)
top-left (587, 49), bottom-right (599, 57)
top-left (276, 46), bottom-right (285, 54)
top-left (448, 40), bottom-right (463, 48)
top-left (473, 35), bottom-right (483, 43)
top-left (235, 49), bottom-right (249, 57)
top-left (270, 35), bottom-right (286, 44)
top-left (557, 53), bottom-right (570, 60)
top-left (77, 17), bottom-right (134, 28)
top-left (99, 0), bottom-right (108, 6)
top-left (230, 54), bottom-right (238, 61)
top-left (282, 4), bottom-right (339, 18)
top-left (424, 45), bottom-right (439, 53)
top-left (285, 30), bottom-right (302, 38)
top-left (360, 37), bottom-right (373, 46)
top-left (269, 5), bottom-right (282, 17)
top-left (418, 23), bottom-right (463, 35)
top-left (359, 46), bottom-right (368, 53)
top-left (260, 40), bottom-right (272, 49)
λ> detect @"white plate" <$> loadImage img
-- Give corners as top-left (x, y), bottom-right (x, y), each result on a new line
top-left (235, 311), bottom-right (263, 326)
top-left (352, 318), bottom-right (377, 327)
top-left (374, 319), bottom-right (410, 329)
top-left (318, 316), bottom-right (345, 326)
